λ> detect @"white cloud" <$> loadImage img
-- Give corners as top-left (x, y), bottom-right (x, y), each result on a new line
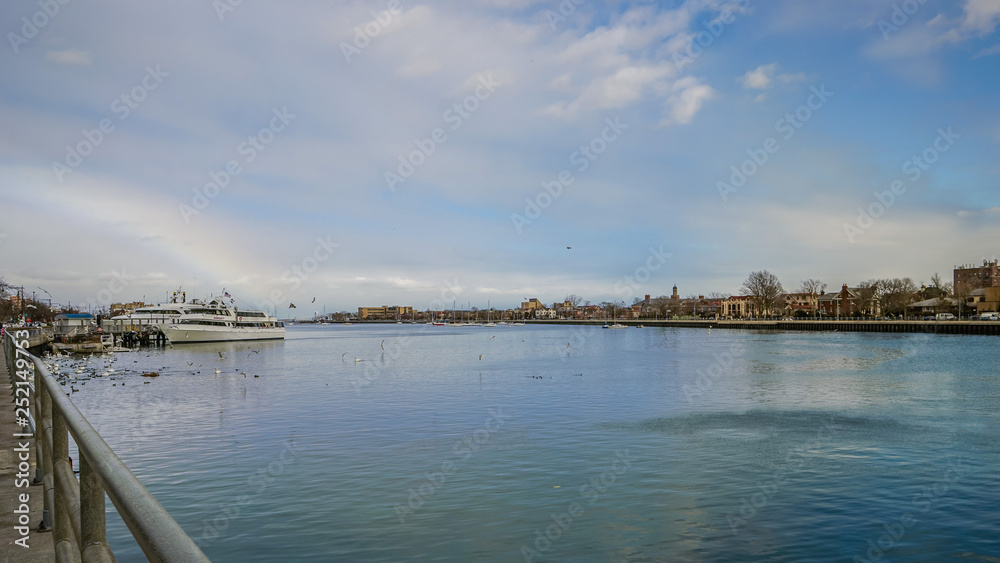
top-left (660, 77), bottom-right (715, 126)
top-left (959, 0), bottom-right (1000, 35)
top-left (973, 44), bottom-right (1000, 58)
top-left (45, 48), bottom-right (92, 66)
top-left (740, 63), bottom-right (777, 89)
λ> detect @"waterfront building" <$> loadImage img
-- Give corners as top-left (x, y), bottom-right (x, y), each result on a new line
top-left (720, 295), bottom-right (756, 319)
top-left (954, 259), bottom-right (1000, 294)
top-left (357, 305), bottom-right (414, 320)
top-left (53, 313), bottom-right (97, 335)
top-left (781, 292), bottom-right (819, 317)
top-left (818, 284), bottom-right (862, 317)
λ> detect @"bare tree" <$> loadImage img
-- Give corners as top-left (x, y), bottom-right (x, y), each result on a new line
top-left (564, 294), bottom-right (582, 307)
top-left (650, 296), bottom-right (670, 318)
top-left (741, 270), bottom-right (784, 318)
top-left (856, 279), bottom-right (880, 317)
top-left (877, 277), bottom-right (918, 317)
top-left (798, 279), bottom-right (827, 295)
top-left (599, 301), bottom-right (625, 321)
top-left (707, 291), bottom-right (729, 301)
top-left (797, 279), bottom-right (827, 317)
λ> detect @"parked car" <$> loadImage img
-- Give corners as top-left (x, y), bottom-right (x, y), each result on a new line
top-left (979, 312), bottom-right (1000, 321)
top-left (936, 313), bottom-right (956, 320)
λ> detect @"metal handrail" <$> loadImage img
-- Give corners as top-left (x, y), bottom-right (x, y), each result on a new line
top-left (3, 330), bottom-right (210, 562)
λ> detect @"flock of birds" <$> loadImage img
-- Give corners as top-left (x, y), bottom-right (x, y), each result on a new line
top-left (36, 331), bottom-right (585, 395)
top-left (40, 348), bottom-right (266, 394)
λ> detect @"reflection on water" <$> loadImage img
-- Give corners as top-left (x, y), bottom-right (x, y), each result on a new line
top-left (58, 325), bottom-right (1000, 562)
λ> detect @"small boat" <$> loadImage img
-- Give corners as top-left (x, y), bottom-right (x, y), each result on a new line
top-left (602, 323), bottom-right (628, 329)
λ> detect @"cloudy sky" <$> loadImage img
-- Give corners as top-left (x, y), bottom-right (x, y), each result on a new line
top-left (2, 0), bottom-right (999, 315)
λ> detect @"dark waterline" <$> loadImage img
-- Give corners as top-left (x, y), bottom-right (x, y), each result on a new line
top-left (61, 324), bottom-right (999, 562)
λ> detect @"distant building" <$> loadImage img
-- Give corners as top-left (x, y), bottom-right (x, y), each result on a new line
top-left (357, 305), bottom-right (414, 320)
top-left (954, 260), bottom-right (1000, 294)
top-left (818, 284), bottom-right (862, 317)
top-left (520, 298), bottom-right (545, 311)
top-left (110, 301), bottom-right (147, 315)
top-left (720, 295), bottom-right (755, 319)
top-left (781, 292), bottom-right (819, 317)
top-left (974, 287), bottom-right (1000, 314)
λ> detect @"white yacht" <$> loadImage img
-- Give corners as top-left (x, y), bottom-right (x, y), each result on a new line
top-left (109, 290), bottom-right (284, 343)
top-left (159, 295), bottom-right (284, 343)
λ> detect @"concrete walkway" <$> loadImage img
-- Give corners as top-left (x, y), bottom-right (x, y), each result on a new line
top-left (0, 343), bottom-right (54, 562)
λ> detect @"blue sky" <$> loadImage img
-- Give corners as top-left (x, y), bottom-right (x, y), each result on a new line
top-left (1, 0), bottom-right (999, 316)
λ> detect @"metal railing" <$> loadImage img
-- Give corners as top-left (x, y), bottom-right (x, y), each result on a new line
top-left (3, 330), bottom-right (210, 562)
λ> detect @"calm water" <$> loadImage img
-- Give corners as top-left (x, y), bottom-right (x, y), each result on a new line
top-left (57, 324), bottom-right (999, 562)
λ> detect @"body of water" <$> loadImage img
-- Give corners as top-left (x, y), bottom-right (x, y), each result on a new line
top-left (58, 324), bottom-right (999, 562)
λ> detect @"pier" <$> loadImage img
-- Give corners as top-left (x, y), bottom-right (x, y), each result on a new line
top-left (1, 332), bottom-right (209, 562)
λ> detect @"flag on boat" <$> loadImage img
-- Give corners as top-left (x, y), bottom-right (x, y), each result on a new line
top-left (224, 291), bottom-right (232, 298)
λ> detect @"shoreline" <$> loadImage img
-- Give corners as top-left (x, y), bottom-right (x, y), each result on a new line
top-left (292, 319), bottom-right (1000, 336)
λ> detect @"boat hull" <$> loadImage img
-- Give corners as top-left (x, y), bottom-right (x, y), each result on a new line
top-left (161, 325), bottom-right (285, 343)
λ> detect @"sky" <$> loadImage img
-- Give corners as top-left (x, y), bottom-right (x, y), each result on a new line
top-left (1, 0), bottom-right (999, 317)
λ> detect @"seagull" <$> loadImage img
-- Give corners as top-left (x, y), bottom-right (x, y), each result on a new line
top-left (380, 340), bottom-right (385, 350)
top-left (566, 246), bottom-right (572, 249)
top-left (354, 357), bottom-right (362, 363)
top-left (218, 352), bottom-right (225, 360)
top-left (490, 335), bottom-right (496, 340)
top-left (479, 354), bottom-right (483, 360)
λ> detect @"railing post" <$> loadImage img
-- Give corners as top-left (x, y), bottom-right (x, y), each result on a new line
top-left (53, 408), bottom-right (83, 561)
top-left (80, 454), bottom-right (115, 562)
